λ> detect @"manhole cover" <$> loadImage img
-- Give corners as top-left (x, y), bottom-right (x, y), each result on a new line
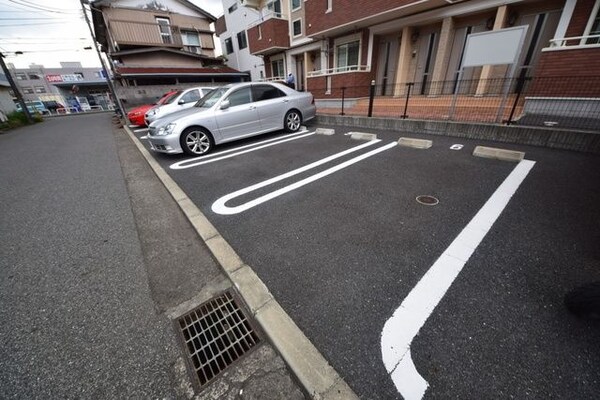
top-left (416, 195), bottom-right (439, 206)
top-left (175, 291), bottom-right (261, 389)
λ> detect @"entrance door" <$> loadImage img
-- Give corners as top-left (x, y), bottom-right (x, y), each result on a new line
top-left (295, 55), bottom-right (305, 91)
top-left (375, 35), bottom-right (399, 96)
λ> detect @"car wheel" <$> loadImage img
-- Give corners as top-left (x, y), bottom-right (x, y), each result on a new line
top-left (284, 110), bottom-right (302, 132)
top-left (180, 127), bottom-right (214, 156)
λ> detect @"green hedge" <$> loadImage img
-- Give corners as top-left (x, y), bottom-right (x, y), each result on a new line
top-left (0, 111), bottom-right (43, 132)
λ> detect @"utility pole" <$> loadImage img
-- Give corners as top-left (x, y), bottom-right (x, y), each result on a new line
top-left (0, 53), bottom-right (33, 123)
top-left (79, 0), bottom-right (125, 117)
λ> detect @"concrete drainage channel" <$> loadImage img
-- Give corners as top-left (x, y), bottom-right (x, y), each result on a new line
top-left (122, 124), bottom-right (358, 400)
top-left (123, 124), bottom-right (526, 398)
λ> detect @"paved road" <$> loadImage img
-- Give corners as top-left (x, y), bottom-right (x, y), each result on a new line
top-left (135, 124), bottom-right (600, 399)
top-left (0, 114), bottom-right (184, 397)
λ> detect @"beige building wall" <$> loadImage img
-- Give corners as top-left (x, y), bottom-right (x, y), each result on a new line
top-left (121, 53), bottom-right (204, 67)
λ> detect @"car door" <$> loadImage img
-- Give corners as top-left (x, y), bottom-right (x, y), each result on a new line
top-left (214, 86), bottom-right (261, 141)
top-left (251, 84), bottom-right (288, 131)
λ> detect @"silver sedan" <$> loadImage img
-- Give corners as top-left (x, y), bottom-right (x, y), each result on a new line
top-left (146, 82), bottom-right (316, 155)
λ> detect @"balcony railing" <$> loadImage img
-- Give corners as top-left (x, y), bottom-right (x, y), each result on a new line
top-left (545, 34), bottom-right (600, 49)
top-left (109, 19), bottom-right (184, 47)
top-left (307, 65), bottom-right (371, 78)
top-left (248, 11), bottom-right (286, 29)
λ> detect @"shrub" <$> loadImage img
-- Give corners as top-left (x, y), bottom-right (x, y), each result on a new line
top-left (0, 111), bottom-right (43, 132)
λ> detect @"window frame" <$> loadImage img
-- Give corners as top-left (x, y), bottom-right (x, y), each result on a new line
top-left (228, 2), bottom-right (238, 13)
top-left (34, 86), bottom-right (46, 93)
top-left (224, 37), bottom-right (234, 54)
top-left (292, 18), bottom-right (302, 37)
top-left (271, 58), bottom-right (285, 78)
top-left (334, 33), bottom-right (362, 73)
top-left (15, 72), bottom-right (27, 80)
top-left (155, 17), bottom-right (172, 44)
top-left (291, 0), bottom-right (301, 11)
top-left (582, 0), bottom-right (600, 44)
top-left (237, 30), bottom-right (248, 50)
top-left (22, 87), bottom-right (34, 94)
top-left (252, 84), bottom-right (285, 102)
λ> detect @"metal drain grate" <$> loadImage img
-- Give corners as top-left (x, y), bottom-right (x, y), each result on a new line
top-left (176, 291), bottom-right (261, 389)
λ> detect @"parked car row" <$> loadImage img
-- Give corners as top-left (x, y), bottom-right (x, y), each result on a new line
top-left (142, 82), bottom-right (316, 156)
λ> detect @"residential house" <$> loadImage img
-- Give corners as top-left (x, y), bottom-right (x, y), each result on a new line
top-left (242, 0), bottom-right (599, 124)
top-left (91, 0), bottom-right (249, 107)
top-left (215, 0), bottom-right (266, 81)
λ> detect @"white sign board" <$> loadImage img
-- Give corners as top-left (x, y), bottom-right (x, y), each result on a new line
top-left (462, 26), bottom-right (528, 68)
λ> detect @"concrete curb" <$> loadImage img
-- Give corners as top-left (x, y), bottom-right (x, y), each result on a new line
top-left (122, 126), bottom-right (359, 400)
top-left (316, 128), bottom-right (335, 136)
top-left (349, 131), bottom-right (377, 141)
top-left (316, 114), bottom-right (600, 154)
top-left (473, 145), bottom-right (525, 162)
top-left (398, 137), bottom-right (432, 149)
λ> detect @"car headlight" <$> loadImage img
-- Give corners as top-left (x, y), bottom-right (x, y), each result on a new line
top-left (147, 109), bottom-right (156, 116)
top-left (157, 123), bottom-right (176, 136)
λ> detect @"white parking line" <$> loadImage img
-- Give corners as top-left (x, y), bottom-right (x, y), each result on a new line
top-left (380, 159), bottom-right (536, 400)
top-left (212, 140), bottom-right (396, 215)
top-left (170, 130), bottom-right (313, 170)
top-left (140, 135), bottom-right (148, 140)
top-left (134, 128), bottom-right (148, 133)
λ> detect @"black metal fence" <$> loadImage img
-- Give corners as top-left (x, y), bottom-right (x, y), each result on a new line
top-left (320, 76), bottom-right (600, 132)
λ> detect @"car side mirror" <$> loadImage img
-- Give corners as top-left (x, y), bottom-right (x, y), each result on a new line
top-left (220, 100), bottom-right (230, 110)
top-left (178, 99), bottom-right (185, 105)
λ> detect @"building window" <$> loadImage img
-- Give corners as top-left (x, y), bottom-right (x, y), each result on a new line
top-left (266, 0), bottom-right (281, 17)
top-left (237, 31), bottom-right (247, 50)
top-left (228, 2), bottom-right (238, 13)
top-left (34, 86), bottom-right (46, 93)
top-left (22, 87), bottom-right (34, 94)
top-left (291, 0), bottom-right (300, 11)
top-left (156, 17), bottom-right (172, 44)
top-left (336, 40), bottom-right (360, 72)
top-left (225, 37), bottom-right (234, 54)
top-left (182, 30), bottom-right (202, 53)
top-left (271, 58), bottom-right (284, 78)
top-left (584, 0), bottom-right (600, 44)
top-left (15, 72), bottom-right (27, 80)
top-left (28, 73), bottom-right (41, 80)
top-left (292, 19), bottom-right (302, 37)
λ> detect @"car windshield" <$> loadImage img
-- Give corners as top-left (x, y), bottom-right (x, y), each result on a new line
top-left (195, 87), bottom-right (228, 108)
top-left (157, 92), bottom-right (176, 105)
top-left (165, 90), bottom-right (183, 104)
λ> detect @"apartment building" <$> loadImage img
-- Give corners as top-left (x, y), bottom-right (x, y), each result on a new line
top-left (7, 62), bottom-right (112, 110)
top-left (242, 0), bottom-right (599, 113)
top-left (215, 1), bottom-right (266, 81)
top-left (91, 0), bottom-right (249, 106)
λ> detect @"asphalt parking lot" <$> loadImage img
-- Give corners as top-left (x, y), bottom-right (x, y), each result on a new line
top-left (132, 123), bottom-right (600, 399)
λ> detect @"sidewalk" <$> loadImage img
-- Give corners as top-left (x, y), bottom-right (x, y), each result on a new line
top-left (0, 114), bottom-right (304, 399)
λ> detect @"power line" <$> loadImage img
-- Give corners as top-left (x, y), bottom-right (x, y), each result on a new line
top-left (14, 0), bottom-right (79, 12)
top-left (4, 0), bottom-right (80, 14)
top-left (0, 17), bottom-right (77, 20)
top-left (0, 20), bottom-right (82, 27)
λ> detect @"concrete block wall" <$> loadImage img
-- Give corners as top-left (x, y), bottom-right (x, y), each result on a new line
top-left (315, 115), bottom-right (600, 154)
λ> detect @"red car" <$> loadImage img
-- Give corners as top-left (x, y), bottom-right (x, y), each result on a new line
top-left (127, 91), bottom-right (177, 126)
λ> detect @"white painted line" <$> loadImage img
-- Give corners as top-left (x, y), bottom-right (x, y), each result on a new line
top-left (380, 159), bottom-right (536, 400)
top-left (450, 144), bottom-right (464, 150)
top-left (134, 128), bottom-right (148, 133)
top-left (170, 130), bottom-right (312, 170)
top-left (212, 140), bottom-right (395, 215)
top-left (140, 135), bottom-right (148, 140)
top-left (128, 124), bottom-right (140, 128)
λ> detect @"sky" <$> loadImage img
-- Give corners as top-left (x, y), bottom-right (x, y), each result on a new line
top-left (0, 0), bottom-right (225, 69)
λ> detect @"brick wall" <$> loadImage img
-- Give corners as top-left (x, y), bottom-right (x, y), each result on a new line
top-left (307, 71), bottom-right (376, 98)
top-left (247, 18), bottom-right (290, 55)
top-left (530, 49), bottom-right (600, 96)
top-left (565, 0), bottom-right (596, 37)
top-left (306, 0), bottom-right (425, 36)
